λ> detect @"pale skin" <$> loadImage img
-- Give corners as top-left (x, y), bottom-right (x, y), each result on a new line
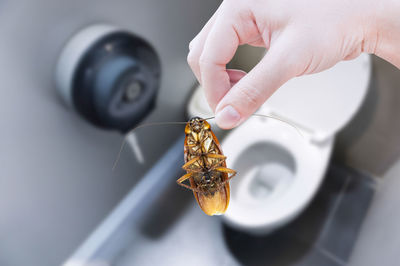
top-left (187, 0), bottom-right (400, 129)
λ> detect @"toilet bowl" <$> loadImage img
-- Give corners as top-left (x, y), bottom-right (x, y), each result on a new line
top-left (222, 117), bottom-right (332, 234)
top-left (187, 54), bottom-right (371, 234)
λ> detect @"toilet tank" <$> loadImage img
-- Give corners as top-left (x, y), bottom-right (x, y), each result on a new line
top-left (0, 1), bottom-right (219, 265)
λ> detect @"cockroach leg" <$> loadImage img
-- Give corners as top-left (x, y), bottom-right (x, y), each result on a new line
top-left (214, 167), bottom-right (237, 175)
top-left (207, 160), bottom-right (227, 171)
top-left (204, 154), bottom-right (226, 160)
top-left (217, 170), bottom-right (237, 188)
top-left (204, 154), bottom-right (227, 170)
top-left (178, 182), bottom-right (201, 192)
top-left (184, 143), bottom-right (197, 149)
top-left (176, 173), bottom-right (201, 192)
top-left (182, 156), bottom-right (201, 170)
top-left (177, 172), bottom-right (194, 184)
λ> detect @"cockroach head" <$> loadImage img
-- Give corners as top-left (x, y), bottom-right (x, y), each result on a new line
top-left (189, 116), bottom-right (206, 133)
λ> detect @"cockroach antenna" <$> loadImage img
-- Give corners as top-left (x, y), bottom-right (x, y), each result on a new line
top-left (112, 121), bottom-right (188, 170)
top-left (250, 113), bottom-right (304, 137)
top-left (203, 116), bottom-right (215, 121)
top-left (204, 114), bottom-right (304, 137)
top-left (113, 114), bottom-right (303, 170)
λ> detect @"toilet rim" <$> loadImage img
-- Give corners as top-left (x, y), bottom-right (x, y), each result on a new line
top-left (223, 119), bottom-right (330, 228)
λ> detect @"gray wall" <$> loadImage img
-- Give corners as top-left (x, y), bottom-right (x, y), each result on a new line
top-left (334, 56), bottom-right (400, 177)
top-left (0, 1), bottom-right (219, 265)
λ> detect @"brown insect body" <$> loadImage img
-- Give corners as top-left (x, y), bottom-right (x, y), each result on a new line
top-left (177, 117), bottom-right (236, 216)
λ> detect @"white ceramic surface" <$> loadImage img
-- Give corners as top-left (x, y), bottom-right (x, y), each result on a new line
top-left (261, 54), bottom-right (371, 141)
top-left (222, 118), bottom-right (332, 234)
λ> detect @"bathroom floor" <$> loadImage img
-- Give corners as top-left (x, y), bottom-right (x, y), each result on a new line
top-left (110, 163), bottom-right (376, 266)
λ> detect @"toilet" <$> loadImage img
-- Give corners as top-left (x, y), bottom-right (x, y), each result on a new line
top-left (187, 54), bottom-right (371, 235)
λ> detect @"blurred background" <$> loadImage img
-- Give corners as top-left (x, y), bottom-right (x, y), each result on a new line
top-left (1, 1), bottom-right (400, 266)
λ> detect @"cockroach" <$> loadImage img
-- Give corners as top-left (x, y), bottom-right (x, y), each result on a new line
top-left (113, 114), bottom-right (301, 216)
top-left (176, 117), bottom-right (235, 216)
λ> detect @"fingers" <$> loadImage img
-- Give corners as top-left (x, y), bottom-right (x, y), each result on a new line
top-left (187, 8), bottom-right (220, 83)
top-left (215, 34), bottom-right (300, 129)
top-left (227, 69), bottom-right (247, 85)
top-left (188, 1), bottom-right (264, 112)
top-left (198, 14), bottom-right (241, 111)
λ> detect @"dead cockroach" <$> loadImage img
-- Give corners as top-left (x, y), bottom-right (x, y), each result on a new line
top-left (176, 117), bottom-right (236, 216)
top-left (113, 114), bottom-right (301, 216)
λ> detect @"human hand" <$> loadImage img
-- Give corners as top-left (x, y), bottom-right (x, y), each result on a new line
top-left (187, 0), bottom-right (385, 129)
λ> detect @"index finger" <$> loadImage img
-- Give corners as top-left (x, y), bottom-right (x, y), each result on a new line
top-left (199, 14), bottom-right (240, 111)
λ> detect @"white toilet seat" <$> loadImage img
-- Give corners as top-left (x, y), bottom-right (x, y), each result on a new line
top-left (222, 117), bottom-right (332, 234)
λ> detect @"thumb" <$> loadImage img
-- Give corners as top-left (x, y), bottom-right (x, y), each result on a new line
top-left (215, 38), bottom-right (299, 129)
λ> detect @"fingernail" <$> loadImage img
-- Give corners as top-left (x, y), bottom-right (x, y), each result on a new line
top-left (216, 105), bottom-right (240, 129)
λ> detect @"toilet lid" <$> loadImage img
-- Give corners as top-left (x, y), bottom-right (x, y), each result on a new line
top-left (262, 54), bottom-right (371, 138)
